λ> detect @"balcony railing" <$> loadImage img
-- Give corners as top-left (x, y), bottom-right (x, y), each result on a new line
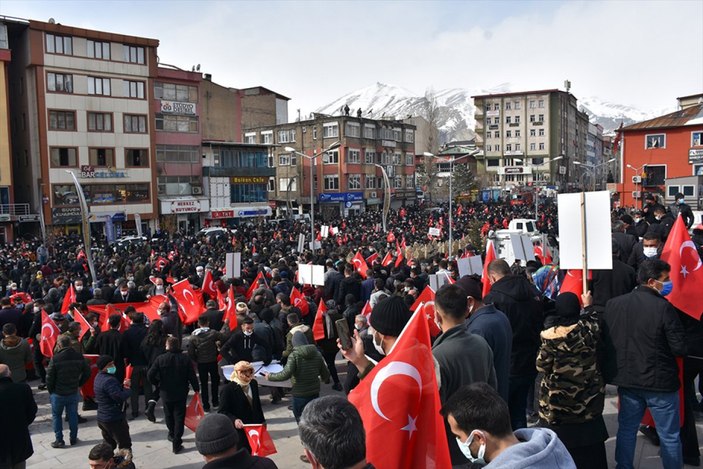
top-left (0, 204), bottom-right (30, 216)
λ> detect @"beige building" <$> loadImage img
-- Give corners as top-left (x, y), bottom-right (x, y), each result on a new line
top-left (240, 86), bottom-right (289, 131)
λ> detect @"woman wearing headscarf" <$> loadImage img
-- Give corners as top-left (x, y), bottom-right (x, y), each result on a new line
top-left (218, 361), bottom-right (265, 452)
top-left (536, 290), bottom-right (607, 469)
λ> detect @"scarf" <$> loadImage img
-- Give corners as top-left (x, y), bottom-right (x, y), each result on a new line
top-left (232, 375), bottom-right (253, 405)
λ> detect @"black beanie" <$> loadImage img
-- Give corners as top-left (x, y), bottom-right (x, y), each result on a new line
top-left (544, 292), bottom-right (581, 328)
top-left (195, 413), bottom-right (239, 455)
top-left (370, 295), bottom-right (411, 337)
top-left (96, 355), bottom-right (113, 371)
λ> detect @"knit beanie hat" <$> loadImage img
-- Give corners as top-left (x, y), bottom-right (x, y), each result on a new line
top-left (544, 292), bottom-right (581, 329)
top-left (292, 330), bottom-right (308, 347)
top-left (455, 275), bottom-right (483, 301)
top-left (195, 413), bottom-right (239, 455)
top-left (96, 355), bottom-right (113, 371)
top-left (370, 295), bottom-right (411, 337)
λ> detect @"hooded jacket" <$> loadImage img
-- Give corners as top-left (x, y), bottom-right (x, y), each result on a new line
top-left (483, 275), bottom-right (543, 377)
top-left (94, 371), bottom-right (131, 422)
top-left (188, 327), bottom-right (226, 364)
top-left (0, 335), bottom-right (32, 382)
top-left (267, 344), bottom-right (329, 397)
top-left (485, 427), bottom-right (576, 469)
top-left (46, 347), bottom-right (91, 396)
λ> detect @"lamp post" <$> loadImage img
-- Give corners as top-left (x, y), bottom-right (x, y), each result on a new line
top-left (423, 150), bottom-right (478, 257)
top-left (285, 141), bottom-right (340, 255)
top-left (575, 158), bottom-right (616, 191)
top-left (372, 164), bottom-right (391, 232)
top-left (534, 156), bottom-right (563, 220)
top-left (626, 163), bottom-right (646, 209)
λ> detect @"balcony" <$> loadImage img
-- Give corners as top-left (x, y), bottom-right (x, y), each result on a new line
top-left (0, 204), bottom-right (37, 222)
top-left (531, 121), bottom-right (544, 126)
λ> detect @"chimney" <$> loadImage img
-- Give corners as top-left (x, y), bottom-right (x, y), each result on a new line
top-left (204, 73), bottom-right (212, 81)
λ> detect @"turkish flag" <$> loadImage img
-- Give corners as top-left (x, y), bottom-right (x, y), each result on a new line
top-left (88, 295), bottom-right (166, 323)
top-left (387, 232), bottom-right (396, 243)
top-left (77, 249), bottom-right (87, 260)
top-left (395, 252), bottom-right (405, 268)
top-left (290, 287), bottom-right (310, 317)
top-left (417, 302), bottom-right (442, 338)
top-left (73, 308), bottom-right (93, 340)
top-left (185, 392), bottom-right (205, 432)
top-left (361, 301), bottom-right (372, 319)
top-left (661, 215), bottom-right (703, 319)
top-left (201, 270), bottom-right (218, 298)
top-left (367, 252), bottom-right (379, 265)
top-left (99, 304), bottom-right (131, 333)
top-left (381, 252), bottom-right (394, 267)
top-left (534, 245), bottom-right (553, 265)
top-left (312, 299), bottom-right (327, 341)
top-left (61, 284), bottom-right (76, 314)
top-left (40, 311), bottom-right (61, 358)
top-left (171, 279), bottom-right (205, 325)
top-left (481, 240), bottom-right (497, 298)
top-left (243, 424), bottom-right (277, 457)
top-left (352, 252), bottom-right (369, 279)
top-left (155, 257), bottom-right (169, 271)
top-left (223, 286), bottom-right (238, 330)
top-left (348, 308), bottom-right (451, 469)
top-left (560, 270), bottom-right (584, 298)
top-left (246, 271), bottom-right (268, 300)
top-left (411, 286), bottom-right (435, 312)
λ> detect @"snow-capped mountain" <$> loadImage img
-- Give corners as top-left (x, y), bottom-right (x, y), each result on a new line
top-left (315, 83), bottom-right (657, 144)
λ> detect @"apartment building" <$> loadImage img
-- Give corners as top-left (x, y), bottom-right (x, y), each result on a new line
top-left (246, 114), bottom-right (416, 220)
top-left (6, 19), bottom-right (158, 237)
top-left (240, 86), bottom-right (289, 131)
top-left (472, 89), bottom-right (589, 189)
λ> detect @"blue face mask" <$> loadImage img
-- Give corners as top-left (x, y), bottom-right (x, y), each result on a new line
top-left (659, 280), bottom-right (673, 297)
top-left (106, 366), bottom-right (117, 375)
top-left (678, 199), bottom-right (685, 205)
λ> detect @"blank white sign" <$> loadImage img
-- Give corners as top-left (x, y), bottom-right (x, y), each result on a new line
top-left (298, 264), bottom-right (325, 286)
top-left (457, 256), bottom-right (483, 277)
top-left (557, 191), bottom-right (613, 270)
top-left (224, 252), bottom-right (241, 279)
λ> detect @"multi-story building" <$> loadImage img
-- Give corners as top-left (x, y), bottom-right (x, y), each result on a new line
top-left (6, 19), bottom-right (158, 237)
top-left (153, 65), bottom-right (207, 234)
top-left (472, 89), bottom-right (589, 190)
top-left (618, 97), bottom-right (703, 208)
top-left (240, 86), bottom-right (289, 131)
top-left (247, 115), bottom-right (416, 219)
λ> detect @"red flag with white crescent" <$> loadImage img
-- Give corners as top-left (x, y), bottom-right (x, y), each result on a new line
top-left (348, 307), bottom-right (451, 469)
top-left (352, 252), bottom-right (369, 279)
top-left (40, 311), bottom-right (61, 358)
top-left (381, 252), bottom-right (394, 267)
top-left (73, 308), bottom-right (93, 341)
top-left (61, 284), bottom-right (76, 314)
top-left (290, 287), bottom-right (310, 317)
top-left (246, 271), bottom-right (268, 300)
top-left (661, 215), bottom-right (703, 319)
top-left (201, 270), bottom-right (218, 298)
top-left (244, 424), bottom-right (277, 457)
top-left (171, 279), bottom-right (205, 325)
top-left (361, 301), bottom-right (372, 319)
top-left (411, 286), bottom-right (435, 312)
top-left (312, 299), bottom-right (327, 341)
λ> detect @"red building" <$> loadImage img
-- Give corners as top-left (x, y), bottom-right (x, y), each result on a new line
top-left (618, 101), bottom-right (703, 209)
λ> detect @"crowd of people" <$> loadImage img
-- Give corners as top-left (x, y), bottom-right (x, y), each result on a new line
top-left (0, 195), bottom-right (701, 469)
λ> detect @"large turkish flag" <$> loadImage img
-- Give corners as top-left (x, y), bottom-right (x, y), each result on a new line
top-left (661, 215), bottom-right (703, 319)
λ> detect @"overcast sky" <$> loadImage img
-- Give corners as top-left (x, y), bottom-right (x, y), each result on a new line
top-left (2, 0), bottom-right (701, 117)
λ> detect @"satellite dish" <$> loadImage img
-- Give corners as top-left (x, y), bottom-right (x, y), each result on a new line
top-left (196, 64), bottom-right (201, 72)
top-left (48, 18), bottom-right (56, 24)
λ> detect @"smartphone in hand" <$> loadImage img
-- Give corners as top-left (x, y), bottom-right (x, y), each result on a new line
top-left (335, 318), bottom-right (353, 350)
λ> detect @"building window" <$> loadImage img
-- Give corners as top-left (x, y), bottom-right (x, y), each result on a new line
top-left (493, 103), bottom-right (499, 110)
top-left (244, 133), bottom-right (256, 144)
top-left (406, 153), bottom-right (413, 166)
top-left (514, 101), bottom-right (521, 110)
top-left (539, 142), bottom-right (545, 150)
top-left (515, 130), bottom-right (521, 138)
top-left (364, 150), bottom-right (375, 164)
top-left (515, 115), bottom-right (521, 124)
top-left (495, 144), bottom-right (500, 151)
top-left (494, 131), bottom-right (500, 138)
top-left (365, 176), bottom-right (376, 189)
top-left (46, 34), bottom-right (72, 55)
top-left (692, 131), bottom-right (703, 147)
top-left (89, 148), bottom-right (115, 167)
top-left (261, 131), bottom-right (273, 144)
top-left (155, 114), bottom-right (198, 132)
top-left (230, 182), bottom-right (266, 203)
top-left (87, 77), bottom-right (111, 96)
top-left (486, 145), bottom-right (492, 152)
top-left (324, 175), bottom-right (339, 190)
top-left (515, 144), bottom-right (521, 151)
top-left (323, 122), bottom-right (339, 138)
top-left (530, 143), bottom-right (536, 151)
top-left (394, 176), bottom-right (403, 189)
top-left (539, 128), bottom-right (545, 136)
top-left (538, 99), bottom-right (545, 108)
top-left (124, 80), bottom-right (145, 99)
top-left (156, 145), bottom-right (199, 163)
top-left (505, 102), bottom-right (511, 110)
top-left (268, 177), bottom-right (275, 192)
top-left (533, 158), bottom-right (544, 165)
top-left (506, 130), bottom-right (512, 138)
top-left (529, 100), bottom-right (536, 109)
top-left (348, 174), bottom-right (361, 190)
top-left (83, 183), bottom-right (149, 204)
top-left (50, 147), bottom-right (78, 167)
top-left (643, 164), bottom-right (666, 185)
top-left (407, 175), bottom-right (414, 188)
top-left (506, 144), bottom-right (512, 152)
top-left (324, 150), bottom-right (339, 165)
top-left (87, 112), bottom-right (113, 132)
top-left (277, 129), bottom-right (296, 144)
top-left (405, 129), bottom-right (414, 143)
top-left (123, 45), bottom-right (145, 64)
top-left (693, 164), bottom-right (703, 176)
top-left (279, 177), bottom-right (297, 192)
top-left (538, 114), bottom-right (544, 122)
top-left (87, 40), bottom-right (110, 60)
top-left (530, 129), bottom-right (536, 137)
top-left (157, 176), bottom-right (202, 196)
top-left (494, 117), bottom-right (499, 124)
top-left (487, 159), bottom-right (500, 167)
top-left (47, 72), bottom-right (73, 93)
top-left (52, 184), bottom-right (79, 206)
top-left (348, 149), bottom-right (360, 164)
top-left (392, 153), bottom-right (402, 165)
top-left (154, 82), bottom-right (198, 102)
top-left (278, 154), bottom-right (291, 166)
top-left (123, 114), bottom-right (147, 133)
top-left (125, 149), bottom-right (149, 167)
top-left (48, 110), bottom-right (76, 131)
top-left (645, 134), bottom-right (666, 149)
top-left (506, 116), bottom-right (512, 124)
top-left (530, 115), bottom-right (535, 122)
top-left (345, 122), bottom-right (360, 138)
top-left (267, 153), bottom-right (274, 168)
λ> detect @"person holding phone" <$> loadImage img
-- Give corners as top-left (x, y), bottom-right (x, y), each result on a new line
top-left (315, 300), bottom-right (344, 391)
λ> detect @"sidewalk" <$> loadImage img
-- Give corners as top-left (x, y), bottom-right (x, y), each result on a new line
top-left (24, 366), bottom-right (702, 468)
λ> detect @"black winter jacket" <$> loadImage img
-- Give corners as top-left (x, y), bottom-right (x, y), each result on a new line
top-left (46, 347), bottom-right (91, 395)
top-left (602, 286), bottom-right (687, 392)
top-left (147, 349), bottom-right (199, 402)
top-left (0, 377), bottom-right (37, 465)
top-left (121, 324), bottom-right (148, 367)
top-left (94, 371), bottom-right (130, 422)
top-left (188, 328), bottom-right (226, 364)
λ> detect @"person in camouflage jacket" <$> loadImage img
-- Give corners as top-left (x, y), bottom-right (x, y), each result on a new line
top-left (536, 291), bottom-right (608, 469)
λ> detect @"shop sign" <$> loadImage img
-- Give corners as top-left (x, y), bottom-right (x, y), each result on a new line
top-left (52, 207), bottom-right (82, 224)
top-left (211, 210), bottom-right (234, 219)
top-left (689, 148), bottom-right (703, 163)
top-left (160, 100), bottom-right (196, 115)
top-left (170, 200), bottom-right (201, 213)
top-left (18, 214), bottom-right (41, 222)
top-left (231, 176), bottom-right (268, 184)
top-left (234, 206), bottom-right (272, 218)
top-left (318, 192), bottom-right (364, 203)
top-left (80, 165), bottom-right (127, 178)
top-left (504, 166), bottom-right (526, 174)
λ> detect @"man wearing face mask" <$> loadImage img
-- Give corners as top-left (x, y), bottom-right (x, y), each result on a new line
top-left (628, 232), bottom-right (662, 271)
top-left (221, 318), bottom-right (272, 365)
top-left (602, 259), bottom-right (686, 469)
top-left (670, 192), bottom-right (695, 229)
top-left (147, 278), bottom-right (167, 298)
top-left (94, 355), bottom-right (132, 453)
top-left (629, 210), bottom-right (649, 239)
top-left (74, 279), bottom-right (93, 304)
top-left (652, 207), bottom-right (675, 241)
top-left (441, 382), bottom-right (575, 468)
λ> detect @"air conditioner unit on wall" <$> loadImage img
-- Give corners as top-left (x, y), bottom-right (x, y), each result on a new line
top-left (192, 186), bottom-right (203, 195)
top-left (632, 190), bottom-right (641, 199)
top-left (632, 175), bottom-right (642, 183)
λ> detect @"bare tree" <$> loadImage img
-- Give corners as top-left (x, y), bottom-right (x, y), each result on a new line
top-left (421, 88), bottom-right (442, 201)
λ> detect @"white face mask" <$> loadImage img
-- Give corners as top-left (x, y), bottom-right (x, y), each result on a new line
top-left (372, 332), bottom-right (385, 356)
top-left (355, 323), bottom-right (363, 331)
top-left (33, 306), bottom-right (40, 313)
top-left (243, 330), bottom-right (253, 337)
top-left (155, 286), bottom-right (165, 294)
top-left (457, 430), bottom-right (486, 464)
top-left (643, 246), bottom-right (658, 258)
top-left (75, 286), bottom-right (83, 292)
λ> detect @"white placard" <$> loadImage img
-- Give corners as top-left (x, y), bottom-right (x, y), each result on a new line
top-left (224, 252), bottom-right (241, 279)
top-left (134, 213), bottom-right (142, 237)
top-left (297, 234), bottom-right (306, 253)
top-left (321, 225), bottom-right (329, 238)
top-left (429, 273), bottom-right (451, 291)
top-left (222, 362), bottom-right (292, 388)
top-left (298, 264), bottom-right (325, 286)
top-left (521, 235), bottom-right (536, 262)
top-left (428, 227), bottom-right (441, 237)
top-left (557, 191), bottom-right (613, 270)
top-left (457, 255), bottom-right (483, 277)
top-left (308, 240), bottom-right (321, 250)
top-left (508, 234), bottom-right (536, 262)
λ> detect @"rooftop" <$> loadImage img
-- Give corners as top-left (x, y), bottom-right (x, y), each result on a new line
top-left (622, 104), bottom-right (703, 131)
top-left (471, 88), bottom-right (565, 99)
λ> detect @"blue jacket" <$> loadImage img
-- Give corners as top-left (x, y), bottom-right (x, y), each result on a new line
top-left (466, 304), bottom-right (513, 402)
top-left (94, 371), bottom-right (130, 422)
top-left (486, 427), bottom-right (575, 468)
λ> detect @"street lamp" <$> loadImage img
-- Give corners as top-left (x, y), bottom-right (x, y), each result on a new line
top-left (575, 158), bottom-right (616, 191)
top-left (284, 141), bottom-right (340, 254)
top-left (423, 150), bottom-right (478, 257)
top-left (372, 164), bottom-right (391, 232)
top-left (626, 163), bottom-right (646, 209)
top-left (534, 156), bottom-right (563, 220)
